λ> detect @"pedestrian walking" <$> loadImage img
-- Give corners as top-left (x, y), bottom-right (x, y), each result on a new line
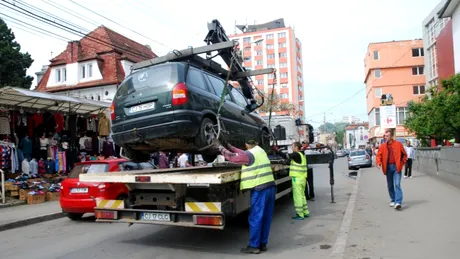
top-left (376, 129), bottom-right (408, 210)
top-left (213, 139), bottom-right (276, 254)
top-left (404, 140), bottom-right (415, 178)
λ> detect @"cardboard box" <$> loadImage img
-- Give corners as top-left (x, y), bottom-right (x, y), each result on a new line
top-left (27, 193), bottom-right (45, 204)
top-left (46, 192), bottom-right (60, 201)
top-left (19, 189), bottom-right (29, 201)
top-left (9, 190), bottom-right (19, 197)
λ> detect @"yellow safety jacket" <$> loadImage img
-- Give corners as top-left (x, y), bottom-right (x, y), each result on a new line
top-left (240, 145), bottom-right (275, 190)
top-left (289, 151), bottom-right (307, 178)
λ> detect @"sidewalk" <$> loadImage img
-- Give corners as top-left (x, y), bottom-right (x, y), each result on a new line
top-left (341, 167), bottom-right (460, 259)
top-left (0, 201), bottom-right (64, 232)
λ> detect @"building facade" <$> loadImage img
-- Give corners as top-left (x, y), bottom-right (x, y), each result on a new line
top-left (364, 40), bottom-right (426, 143)
top-left (436, 20), bottom-right (455, 81)
top-left (35, 26), bottom-right (157, 102)
top-left (344, 123), bottom-right (369, 150)
top-left (228, 19), bottom-right (304, 119)
top-left (439, 0), bottom-right (460, 74)
top-left (423, 0), bottom-right (451, 89)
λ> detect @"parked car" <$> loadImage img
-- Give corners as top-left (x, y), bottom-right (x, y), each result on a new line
top-left (110, 62), bottom-right (271, 162)
top-left (347, 150), bottom-right (372, 170)
top-left (336, 150), bottom-right (348, 157)
top-left (60, 158), bottom-right (154, 220)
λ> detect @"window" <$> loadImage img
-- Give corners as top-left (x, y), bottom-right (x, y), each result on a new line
top-left (413, 85), bottom-right (425, 95)
top-left (266, 34), bottom-right (274, 39)
top-left (278, 32), bottom-right (286, 38)
top-left (397, 107), bottom-right (408, 125)
top-left (412, 48), bottom-right (424, 57)
top-left (375, 88), bottom-right (382, 98)
top-left (280, 83), bottom-right (288, 88)
top-left (80, 63), bottom-right (94, 79)
top-left (88, 64), bottom-right (93, 77)
top-left (280, 93), bottom-right (288, 99)
top-left (412, 66), bottom-right (424, 75)
top-left (279, 52), bottom-right (287, 58)
top-left (375, 108), bottom-right (380, 126)
top-left (267, 53), bottom-right (275, 59)
top-left (231, 88), bottom-right (248, 108)
top-left (257, 80), bottom-right (264, 85)
top-left (243, 37), bottom-right (251, 43)
top-left (81, 65), bottom-right (86, 79)
top-left (55, 67), bottom-right (67, 83)
top-left (255, 41), bottom-right (263, 46)
top-left (279, 62), bottom-right (288, 68)
top-left (256, 60), bottom-right (263, 65)
top-left (186, 68), bottom-right (207, 90)
top-left (206, 75), bottom-right (231, 101)
top-left (68, 164), bottom-right (109, 179)
top-left (268, 73), bottom-right (275, 79)
top-left (256, 51), bottom-right (263, 56)
top-left (373, 50), bottom-right (379, 60)
top-left (267, 64), bottom-right (276, 68)
top-left (266, 44), bottom-right (274, 49)
top-left (279, 42), bottom-right (286, 48)
top-left (280, 72), bottom-right (288, 78)
top-left (374, 69), bottom-right (381, 78)
top-left (244, 57), bottom-right (251, 62)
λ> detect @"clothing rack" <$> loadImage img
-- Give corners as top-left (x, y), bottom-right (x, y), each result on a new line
top-left (0, 141), bottom-right (15, 147)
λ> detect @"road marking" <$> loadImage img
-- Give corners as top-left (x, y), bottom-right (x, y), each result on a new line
top-left (330, 169), bottom-right (361, 258)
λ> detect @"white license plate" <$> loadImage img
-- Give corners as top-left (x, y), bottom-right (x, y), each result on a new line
top-left (129, 102), bottom-right (155, 113)
top-left (70, 188), bottom-right (88, 193)
top-left (141, 212), bottom-right (170, 221)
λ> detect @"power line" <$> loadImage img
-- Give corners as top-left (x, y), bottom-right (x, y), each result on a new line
top-left (41, 0), bottom-right (100, 28)
top-left (68, 0), bottom-right (172, 52)
top-left (1, 0), bottom-right (155, 60)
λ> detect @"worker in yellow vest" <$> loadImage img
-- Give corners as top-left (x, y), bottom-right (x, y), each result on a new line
top-left (213, 139), bottom-right (276, 254)
top-left (274, 141), bottom-right (309, 219)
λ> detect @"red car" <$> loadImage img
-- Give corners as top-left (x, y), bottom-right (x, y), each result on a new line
top-left (60, 158), bottom-right (155, 220)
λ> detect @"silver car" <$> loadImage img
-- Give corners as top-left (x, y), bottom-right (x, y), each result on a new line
top-left (348, 150), bottom-right (372, 170)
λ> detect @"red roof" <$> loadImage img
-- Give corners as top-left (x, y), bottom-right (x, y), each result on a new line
top-left (36, 26), bottom-right (157, 92)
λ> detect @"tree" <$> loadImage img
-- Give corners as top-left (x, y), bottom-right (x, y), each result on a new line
top-left (318, 122), bottom-right (349, 145)
top-left (405, 74), bottom-right (460, 143)
top-left (0, 18), bottom-right (34, 89)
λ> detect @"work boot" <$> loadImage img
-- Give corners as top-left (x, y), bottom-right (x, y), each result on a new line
top-left (260, 244), bottom-right (268, 252)
top-left (241, 246), bottom-right (260, 254)
top-left (291, 214), bottom-right (304, 220)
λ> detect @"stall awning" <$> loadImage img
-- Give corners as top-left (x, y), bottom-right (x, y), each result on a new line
top-left (0, 86), bottom-right (110, 115)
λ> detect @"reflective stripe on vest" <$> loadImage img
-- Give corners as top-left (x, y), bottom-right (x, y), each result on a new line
top-left (290, 151), bottom-right (307, 178)
top-left (240, 146), bottom-right (275, 190)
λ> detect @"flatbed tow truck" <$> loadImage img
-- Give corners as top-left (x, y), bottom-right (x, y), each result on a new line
top-left (79, 19), bottom-right (336, 230)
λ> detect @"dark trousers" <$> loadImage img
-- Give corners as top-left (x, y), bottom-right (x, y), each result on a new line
top-left (248, 186), bottom-right (275, 248)
top-left (305, 167), bottom-right (315, 199)
top-left (405, 158), bottom-right (413, 177)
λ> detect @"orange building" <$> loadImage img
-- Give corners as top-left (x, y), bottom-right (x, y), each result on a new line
top-left (364, 40), bottom-right (426, 143)
top-left (228, 19), bottom-right (304, 119)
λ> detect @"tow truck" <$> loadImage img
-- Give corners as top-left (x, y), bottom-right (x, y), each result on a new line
top-left (79, 20), bottom-right (336, 229)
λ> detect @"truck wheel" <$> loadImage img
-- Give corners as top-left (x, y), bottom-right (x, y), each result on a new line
top-left (124, 146), bottom-right (150, 162)
top-left (67, 213), bottom-right (84, 221)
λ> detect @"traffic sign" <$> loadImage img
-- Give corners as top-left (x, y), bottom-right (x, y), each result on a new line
top-left (380, 105), bottom-right (396, 129)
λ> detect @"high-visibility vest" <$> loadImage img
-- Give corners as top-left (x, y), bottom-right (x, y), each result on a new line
top-left (240, 146), bottom-right (275, 190)
top-left (290, 151), bottom-right (307, 178)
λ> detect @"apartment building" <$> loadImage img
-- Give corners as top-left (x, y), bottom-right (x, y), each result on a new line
top-left (228, 18), bottom-right (304, 119)
top-left (364, 40), bottom-right (426, 144)
top-left (439, 0), bottom-right (460, 75)
top-left (422, 0), bottom-right (451, 88)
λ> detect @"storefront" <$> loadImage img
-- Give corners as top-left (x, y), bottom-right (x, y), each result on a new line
top-left (0, 86), bottom-right (112, 177)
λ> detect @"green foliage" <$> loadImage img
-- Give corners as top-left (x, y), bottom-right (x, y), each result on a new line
top-left (0, 18), bottom-right (34, 89)
top-left (405, 73), bottom-right (460, 143)
top-left (318, 122), bottom-right (349, 144)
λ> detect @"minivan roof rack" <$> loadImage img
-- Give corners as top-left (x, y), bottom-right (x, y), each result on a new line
top-left (131, 19), bottom-right (274, 104)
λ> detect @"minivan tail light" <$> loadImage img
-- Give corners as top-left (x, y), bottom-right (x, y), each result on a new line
top-left (172, 82), bottom-right (188, 106)
top-left (110, 102), bottom-right (115, 120)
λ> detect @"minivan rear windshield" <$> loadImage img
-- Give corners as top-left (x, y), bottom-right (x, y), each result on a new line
top-left (68, 164), bottom-right (109, 179)
top-left (116, 65), bottom-right (174, 97)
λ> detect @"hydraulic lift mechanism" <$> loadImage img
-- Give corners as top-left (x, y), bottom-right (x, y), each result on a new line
top-left (131, 19), bottom-right (274, 110)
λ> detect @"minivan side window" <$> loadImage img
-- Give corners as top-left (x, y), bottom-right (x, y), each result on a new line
top-left (205, 75), bottom-right (231, 101)
top-left (230, 88), bottom-right (248, 108)
top-left (187, 68), bottom-right (207, 90)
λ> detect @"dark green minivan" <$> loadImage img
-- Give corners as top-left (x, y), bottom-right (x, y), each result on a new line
top-left (111, 62), bottom-right (270, 162)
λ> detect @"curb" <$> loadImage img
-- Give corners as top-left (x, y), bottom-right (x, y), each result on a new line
top-left (0, 212), bottom-right (66, 232)
top-left (0, 201), bottom-right (27, 209)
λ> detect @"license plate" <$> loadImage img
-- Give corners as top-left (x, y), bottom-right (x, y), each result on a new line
top-left (70, 188), bottom-right (88, 193)
top-left (129, 102), bottom-right (155, 113)
top-left (141, 212), bottom-right (171, 221)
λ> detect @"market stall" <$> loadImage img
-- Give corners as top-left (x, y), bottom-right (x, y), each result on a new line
top-left (0, 86), bottom-right (111, 204)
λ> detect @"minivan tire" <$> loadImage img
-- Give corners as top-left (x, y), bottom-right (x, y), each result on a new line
top-left (124, 146), bottom-right (150, 162)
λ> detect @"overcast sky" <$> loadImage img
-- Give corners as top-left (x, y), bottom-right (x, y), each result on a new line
top-left (1, 0), bottom-right (443, 127)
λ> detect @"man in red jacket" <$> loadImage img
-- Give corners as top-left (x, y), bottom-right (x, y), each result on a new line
top-left (376, 128), bottom-right (407, 210)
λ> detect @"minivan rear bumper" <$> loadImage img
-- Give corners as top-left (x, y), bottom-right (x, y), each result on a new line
top-left (112, 111), bottom-right (202, 147)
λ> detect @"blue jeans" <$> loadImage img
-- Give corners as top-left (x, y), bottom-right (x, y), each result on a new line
top-left (386, 164), bottom-right (403, 204)
top-left (248, 186), bottom-right (276, 248)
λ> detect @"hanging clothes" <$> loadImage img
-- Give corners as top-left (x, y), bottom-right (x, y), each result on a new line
top-left (38, 159), bottom-right (46, 175)
top-left (29, 158), bottom-right (38, 175)
top-left (0, 116), bottom-right (10, 135)
top-left (54, 113), bottom-right (64, 133)
top-left (98, 113), bottom-right (110, 137)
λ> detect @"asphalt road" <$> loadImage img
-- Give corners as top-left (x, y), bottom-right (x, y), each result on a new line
top-left (0, 158), bottom-right (356, 259)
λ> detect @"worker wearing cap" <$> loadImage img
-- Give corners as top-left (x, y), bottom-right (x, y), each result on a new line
top-left (274, 141), bottom-right (309, 220)
top-left (212, 139), bottom-right (275, 254)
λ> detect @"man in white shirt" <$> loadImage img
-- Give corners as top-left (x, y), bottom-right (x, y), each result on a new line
top-left (177, 153), bottom-right (190, 168)
top-left (404, 141), bottom-right (415, 178)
